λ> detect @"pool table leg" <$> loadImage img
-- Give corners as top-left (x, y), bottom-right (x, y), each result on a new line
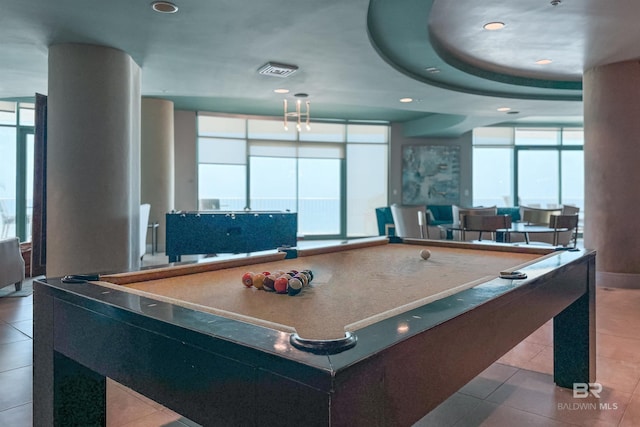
top-left (553, 261), bottom-right (596, 388)
top-left (34, 285), bottom-right (107, 427)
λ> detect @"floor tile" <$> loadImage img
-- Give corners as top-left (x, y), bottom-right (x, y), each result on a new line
top-left (0, 303), bottom-right (33, 324)
top-left (458, 363), bottom-right (519, 400)
top-left (106, 380), bottom-right (159, 427)
top-left (597, 333), bottom-right (640, 364)
top-left (451, 400), bottom-right (574, 427)
top-left (0, 402), bottom-right (32, 427)
top-left (0, 366), bottom-right (32, 412)
top-left (596, 356), bottom-right (640, 395)
top-left (486, 369), bottom-right (629, 426)
top-left (497, 340), bottom-right (546, 369)
top-left (0, 324), bottom-right (30, 345)
top-left (524, 321), bottom-right (554, 347)
top-left (415, 393), bottom-right (483, 426)
top-left (10, 319), bottom-right (33, 338)
top-left (0, 340), bottom-right (32, 372)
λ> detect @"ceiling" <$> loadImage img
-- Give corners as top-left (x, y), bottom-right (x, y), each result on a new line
top-left (1, 0), bottom-right (639, 137)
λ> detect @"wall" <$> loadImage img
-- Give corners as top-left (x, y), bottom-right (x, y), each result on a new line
top-left (389, 123), bottom-right (473, 207)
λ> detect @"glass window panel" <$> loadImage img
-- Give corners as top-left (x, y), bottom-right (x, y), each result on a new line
top-left (0, 101), bottom-right (17, 125)
top-left (299, 122), bottom-right (345, 142)
top-left (198, 164), bottom-right (246, 211)
top-left (561, 150), bottom-right (584, 212)
top-left (298, 158), bottom-right (341, 236)
top-left (347, 124), bottom-right (389, 143)
top-left (248, 119), bottom-right (296, 140)
top-left (515, 128), bottom-right (560, 146)
top-left (249, 157), bottom-right (297, 212)
top-left (472, 147), bottom-right (513, 207)
top-left (562, 129), bottom-right (584, 146)
top-left (25, 134), bottom-right (34, 242)
top-left (198, 138), bottom-right (246, 164)
top-left (249, 141), bottom-right (297, 158)
top-left (517, 150), bottom-right (559, 207)
top-left (0, 127), bottom-right (17, 238)
top-left (19, 105), bottom-right (35, 126)
top-left (198, 115), bottom-right (246, 138)
top-left (347, 144), bottom-right (388, 236)
top-left (298, 143), bottom-right (344, 159)
top-left (472, 127), bottom-right (514, 145)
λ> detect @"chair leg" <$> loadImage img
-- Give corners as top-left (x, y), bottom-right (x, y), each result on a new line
top-left (14, 281), bottom-right (22, 292)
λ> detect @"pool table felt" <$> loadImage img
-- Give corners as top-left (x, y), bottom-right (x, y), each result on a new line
top-left (96, 243), bottom-right (543, 340)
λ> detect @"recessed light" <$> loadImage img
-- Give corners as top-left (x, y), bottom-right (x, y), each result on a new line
top-left (536, 59), bottom-right (553, 65)
top-left (400, 98), bottom-right (413, 103)
top-left (497, 107), bottom-right (511, 112)
top-left (483, 22), bottom-right (505, 31)
top-left (425, 67), bottom-right (440, 73)
top-left (274, 89), bottom-right (289, 94)
top-left (151, 1), bottom-right (178, 13)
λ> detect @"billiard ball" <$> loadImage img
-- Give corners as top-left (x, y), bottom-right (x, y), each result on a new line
top-left (274, 277), bottom-right (289, 294)
top-left (252, 273), bottom-right (265, 290)
top-left (288, 278), bottom-right (303, 296)
top-left (294, 272), bottom-right (308, 287)
top-left (241, 272), bottom-right (254, 287)
top-left (301, 270), bottom-right (313, 282)
top-left (420, 249), bottom-right (431, 260)
top-left (263, 275), bottom-right (276, 291)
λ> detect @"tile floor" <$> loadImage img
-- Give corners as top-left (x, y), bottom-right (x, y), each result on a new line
top-left (2, 250), bottom-right (640, 426)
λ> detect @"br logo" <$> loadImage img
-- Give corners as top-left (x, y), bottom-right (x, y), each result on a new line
top-left (573, 382), bottom-right (602, 398)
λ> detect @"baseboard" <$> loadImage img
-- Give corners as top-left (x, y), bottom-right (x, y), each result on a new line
top-left (597, 271), bottom-right (640, 289)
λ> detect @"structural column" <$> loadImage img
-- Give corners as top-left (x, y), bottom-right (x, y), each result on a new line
top-left (141, 98), bottom-right (175, 253)
top-left (583, 59), bottom-right (640, 288)
top-left (47, 43), bottom-right (141, 277)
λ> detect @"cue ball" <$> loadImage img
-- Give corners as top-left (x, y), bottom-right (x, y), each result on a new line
top-left (420, 249), bottom-right (431, 260)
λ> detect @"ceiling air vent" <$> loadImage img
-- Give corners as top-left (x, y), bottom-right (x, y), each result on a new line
top-left (257, 62), bottom-right (299, 78)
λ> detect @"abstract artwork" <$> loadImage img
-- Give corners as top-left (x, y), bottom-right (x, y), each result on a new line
top-left (401, 145), bottom-right (460, 205)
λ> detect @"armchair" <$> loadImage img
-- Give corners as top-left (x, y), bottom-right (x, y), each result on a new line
top-left (0, 237), bottom-right (25, 292)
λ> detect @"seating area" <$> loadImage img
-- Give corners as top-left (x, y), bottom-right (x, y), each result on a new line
top-left (376, 203), bottom-right (580, 247)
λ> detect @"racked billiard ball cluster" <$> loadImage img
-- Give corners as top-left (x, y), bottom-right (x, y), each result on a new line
top-left (242, 269), bottom-right (314, 296)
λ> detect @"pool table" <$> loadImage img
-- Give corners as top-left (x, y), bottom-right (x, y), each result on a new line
top-left (33, 237), bottom-right (595, 427)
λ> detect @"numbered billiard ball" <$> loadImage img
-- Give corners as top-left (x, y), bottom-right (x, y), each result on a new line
top-left (274, 277), bottom-right (289, 294)
top-left (252, 273), bottom-right (266, 290)
top-left (294, 273), bottom-right (308, 287)
top-left (241, 272), bottom-right (254, 287)
top-left (288, 278), bottom-right (303, 296)
top-left (263, 275), bottom-right (276, 291)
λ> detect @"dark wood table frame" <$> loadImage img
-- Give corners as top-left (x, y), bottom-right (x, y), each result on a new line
top-left (33, 241), bottom-right (595, 427)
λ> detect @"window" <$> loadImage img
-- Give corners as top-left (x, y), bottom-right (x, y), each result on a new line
top-left (472, 147), bottom-right (512, 206)
top-left (0, 102), bottom-right (34, 241)
top-left (473, 127), bottom-right (584, 213)
top-left (197, 115), bottom-right (389, 238)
